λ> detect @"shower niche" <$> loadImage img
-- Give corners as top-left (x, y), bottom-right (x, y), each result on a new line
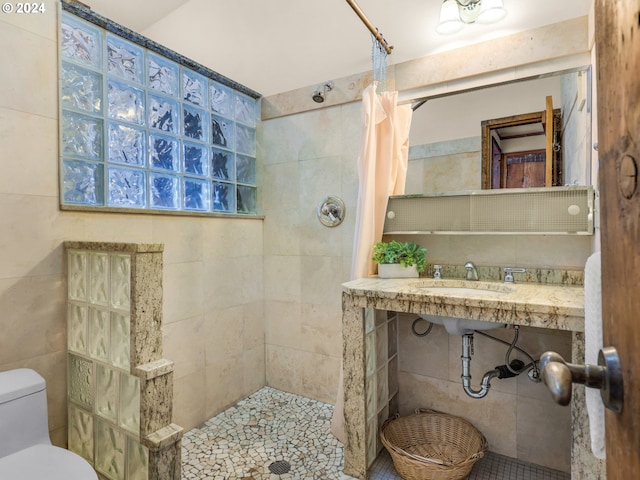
top-left (65, 242), bottom-right (182, 480)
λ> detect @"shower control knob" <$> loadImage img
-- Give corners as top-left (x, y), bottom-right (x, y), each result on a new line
top-left (540, 348), bottom-right (623, 413)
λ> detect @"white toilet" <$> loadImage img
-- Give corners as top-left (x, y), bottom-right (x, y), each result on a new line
top-left (0, 368), bottom-right (98, 479)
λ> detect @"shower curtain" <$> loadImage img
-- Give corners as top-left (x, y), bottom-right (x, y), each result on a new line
top-left (331, 83), bottom-right (413, 442)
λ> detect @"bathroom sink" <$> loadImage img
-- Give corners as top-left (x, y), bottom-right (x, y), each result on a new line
top-left (419, 314), bottom-right (506, 335)
top-left (411, 280), bottom-right (515, 296)
top-left (411, 281), bottom-right (512, 334)
top-left (418, 286), bottom-right (504, 296)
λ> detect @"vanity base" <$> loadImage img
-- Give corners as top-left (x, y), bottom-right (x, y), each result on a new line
top-left (342, 291), bottom-right (606, 480)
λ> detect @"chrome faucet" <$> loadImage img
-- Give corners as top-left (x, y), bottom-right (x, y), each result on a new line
top-left (503, 267), bottom-right (526, 284)
top-left (464, 261), bottom-right (479, 281)
top-left (433, 265), bottom-right (442, 279)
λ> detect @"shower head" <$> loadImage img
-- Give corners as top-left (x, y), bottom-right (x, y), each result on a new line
top-left (312, 90), bottom-right (325, 103)
top-left (312, 81), bottom-right (334, 103)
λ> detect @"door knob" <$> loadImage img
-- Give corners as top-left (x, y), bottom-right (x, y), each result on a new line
top-left (540, 347), bottom-right (623, 413)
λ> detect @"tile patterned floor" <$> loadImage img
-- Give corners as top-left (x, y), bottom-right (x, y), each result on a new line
top-left (181, 387), bottom-right (570, 480)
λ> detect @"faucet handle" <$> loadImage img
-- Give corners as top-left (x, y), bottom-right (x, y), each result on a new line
top-left (503, 267), bottom-right (526, 284)
top-left (433, 265), bottom-right (442, 279)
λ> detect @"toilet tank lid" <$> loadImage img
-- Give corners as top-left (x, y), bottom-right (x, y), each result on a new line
top-left (0, 369), bottom-right (46, 404)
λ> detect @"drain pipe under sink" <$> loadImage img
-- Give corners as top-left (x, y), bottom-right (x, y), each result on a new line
top-left (461, 333), bottom-right (525, 399)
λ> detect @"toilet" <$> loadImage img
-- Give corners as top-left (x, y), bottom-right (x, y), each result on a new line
top-left (0, 368), bottom-right (97, 479)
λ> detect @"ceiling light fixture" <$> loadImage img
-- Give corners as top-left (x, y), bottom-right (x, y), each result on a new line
top-left (436, 0), bottom-right (507, 35)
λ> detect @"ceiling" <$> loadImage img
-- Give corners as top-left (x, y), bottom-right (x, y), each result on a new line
top-left (81, 0), bottom-right (592, 97)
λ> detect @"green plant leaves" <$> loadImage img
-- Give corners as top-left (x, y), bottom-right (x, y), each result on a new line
top-left (371, 240), bottom-right (428, 273)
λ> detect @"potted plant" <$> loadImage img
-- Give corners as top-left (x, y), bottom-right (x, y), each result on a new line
top-left (372, 240), bottom-right (428, 278)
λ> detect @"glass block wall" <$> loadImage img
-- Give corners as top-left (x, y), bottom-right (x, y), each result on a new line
top-left (364, 308), bottom-right (399, 468)
top-left (59, 2), bottom-right (260, 215)
top-left (66, 243), bottom-right (182, 480)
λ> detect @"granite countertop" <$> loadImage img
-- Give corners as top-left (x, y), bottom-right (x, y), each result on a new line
top-left (342, 277), bottom-right (585, 332)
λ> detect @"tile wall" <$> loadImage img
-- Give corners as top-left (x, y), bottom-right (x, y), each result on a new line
top-left (397, 316), bottom-right (573, 472)
top-left (0, 2), bottom-right (264, 446)
top-left (261, 103), bottom-right (362, 404)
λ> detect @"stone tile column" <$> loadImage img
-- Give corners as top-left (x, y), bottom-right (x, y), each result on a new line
top-left (65, 242), bottom-right (183, 480)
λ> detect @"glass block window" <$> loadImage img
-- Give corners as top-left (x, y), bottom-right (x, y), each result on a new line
top-left (59, 6), bottom-right (260, 215)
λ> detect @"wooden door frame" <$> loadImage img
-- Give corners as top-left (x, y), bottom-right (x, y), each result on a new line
top-left (481, 109), bottom-right (562, 188)
top-left (595, 0), bottom-right (640, 478)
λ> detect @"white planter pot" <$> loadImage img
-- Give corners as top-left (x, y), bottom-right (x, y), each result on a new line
top-left (377, 263), bottom-right (419, 279)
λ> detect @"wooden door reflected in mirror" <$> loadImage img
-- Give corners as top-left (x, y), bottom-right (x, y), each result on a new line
top-left (481, 96), bottom-right (563, 189)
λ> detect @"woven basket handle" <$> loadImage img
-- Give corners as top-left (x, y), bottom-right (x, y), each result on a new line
top-left (380, 412), bottom-right (400, 431)
top-left (415, 407), bottom-right (443, 415)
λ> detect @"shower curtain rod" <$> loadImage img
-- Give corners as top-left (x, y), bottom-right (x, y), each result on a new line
top-left (345, 0), bottom-right (393, 55)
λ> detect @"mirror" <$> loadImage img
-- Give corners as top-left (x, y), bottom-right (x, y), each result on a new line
top-left (406, 67), bottom-right (591, 195)
top-left (481, 106), bottom-right (563, 189)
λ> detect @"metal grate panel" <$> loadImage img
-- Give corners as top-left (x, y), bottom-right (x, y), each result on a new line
top-left (384, 186), bottom-right (593, 235)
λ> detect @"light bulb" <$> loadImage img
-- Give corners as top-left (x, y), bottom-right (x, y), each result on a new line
top-left (436, 0), bottom-right (464, 35)
top-left (477, 0), bottom-right (507, 24)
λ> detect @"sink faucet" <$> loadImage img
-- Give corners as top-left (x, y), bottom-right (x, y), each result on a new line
top-left (464, 261), bottom-right (479, 281)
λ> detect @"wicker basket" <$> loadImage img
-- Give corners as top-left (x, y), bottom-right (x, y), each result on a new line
top-left (380, 409), bottom-right (488, 480)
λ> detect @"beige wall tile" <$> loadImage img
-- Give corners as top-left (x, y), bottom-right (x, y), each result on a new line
top-left (152, 217), bottom-right (203, 265)
top-left (0, 21), bottom-right (57, 117)
top-left (202, 257), bottom-right (245, 309)
top-left (516, 395), bottom-right (571, 472)
top-left (0, 1), bottom-right (57, 40)
top-left (78, 210), bottom-right (154, 245)
top-left (261, 115), bottom-right (307, 165)
top-left (265, 344), bottom-right (304, 396)
top-left (202, 219), bottom-right (264, 260)
top-left (300, 302), bottom-right (342, 358)
top-left (398, 314), bottom-right (449, 380)
top-left (263, 255), bottom-right (301, 302)
top-left (405, 160), bottom-right (425, 195)
top-left (0, 196), bottom-right (82, 279)
top-left (448, 235), bottom-right (518, 267)
top-left (162, 315), bottom-right (205, 380)
top-left (173, 371), bottom-right (206, 431)
top-left (397, 371), bottom-right (455, 415)
top-left (240, 255), bottom-right (263, 304)
top-left (300, 322), bottom-right (341, 358)
top-left (262, 163), bottom-right (301, 213)
top-left (302, 351), bottom-right (340, 404)
top-left (204, 306), bottom-right (244, 366)
top-left (300, 256), bottom-right (343, 306)
top-left (422, 152), bottom-right (481, 193)
top-left (261, 105), bottom-right (343, 162)
top-left (264, 300), bottom-right (302, 349)
top-left (243, 345), bottom-right (266, 395)
top-left (243, 300), bottom-right (265, 351)
top-left (205, 355), bottom-right (245, 419)
top-left (338, 102), bottom-right (362, 160)
top-left (163, 261), bottom-right (204, 323)
top-left (516, 235), bottom-right (592, 269)
top-left (445, 382), bottom-right (517, 459)
top-left (0, 109), bottom-right (58, 197)
top-left (0, 274), bottom-right (65, 364)
top-left (300, 302), bottom-right (342, 331)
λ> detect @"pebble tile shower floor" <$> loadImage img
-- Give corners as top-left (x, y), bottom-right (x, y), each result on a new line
top-left (181, 387), bottom-right (570, 480)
